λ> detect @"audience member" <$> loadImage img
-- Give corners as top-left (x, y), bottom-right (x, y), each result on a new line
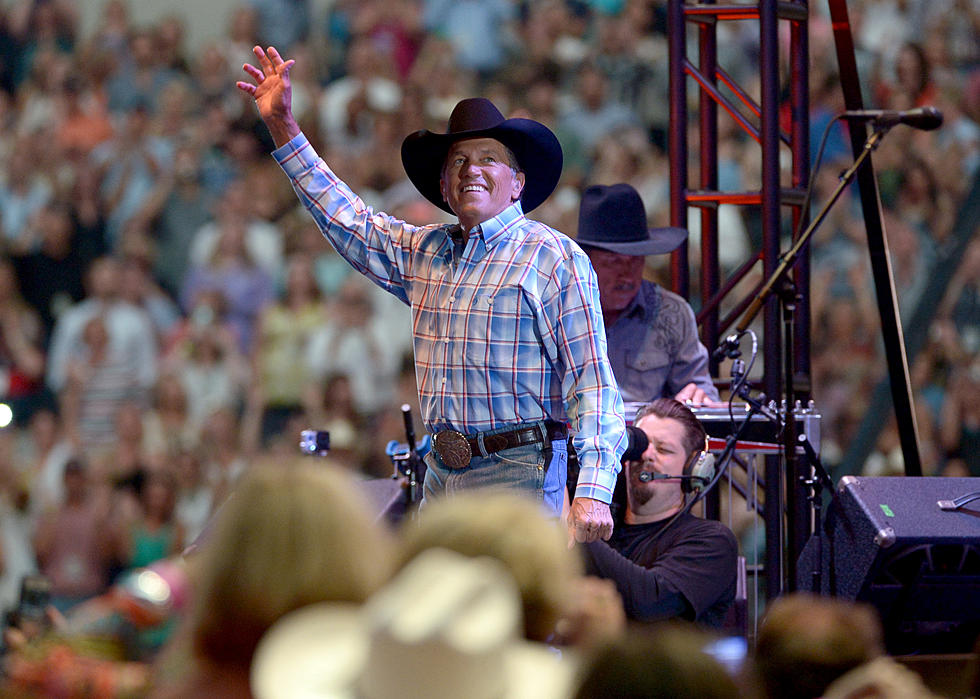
top-left (0, 255), bottom-right (46, 423)
top-left (45, 255), bottom-right (157, 399)
top-left (172, 448), bottom-right (213, 544)
top-left (148, 459), bottom-right (394, 697)
top-left (398, 491), bottom-right (598, 644)
top-left (118, 252), bottom-right (182, 344)
top-left (821, 655), bottom-right (944, 699)
top-left (938, 355), bottom-right (980, 476)
top-left (298, 372), bottom-right (369, 472)
top-left (8, 201), bottom-right (90, 341)
top-left (251, 254), bottom-right (327, 444)
top-left (180, 202), bottom-right (275, 354)
top-left (116, 469), bottom-right (185, 572)
top-left (250, 548), bottom-right (578, 699)
top-left (196, 406), bottom-right (253, 509)
top-left (421, 0), bottom-right (516, 78)
top-left (753, 593), bottom-right (885, 699)
top-left (573, 623), bottom-right (744, 699)
top-left (141, 372), bottom-right (200, 463)
top-left (304, 276), bottom-right (400, 422)
top-left (104, 27), bottom-right (182, 114)
top-left (0, 137), bottom-right (53, 251)
top-left (146, 142), bottom-right (217, 298)
top-left (59, 313), bottom-right (147, 454)
top-left (96, 400), bottom-right (152, 501)
top-left (315, 33), bottom-right (402, 150)
top-left (186, 178), bottom-right (283, 284)
top-left (0, 427), bottom-right (39, 613)
top-left (10, 406), bottom-right (73, 519)
top-left (55, 75), bottom-right (115, 159)
top-left (557, 61), bottom-right (642, 177)
top-left (88, 98), bottom-right (175, 247)
top-left (32, 458), bottom-right (114, 614)
top-left (162, 290), bottom-right (251, 427)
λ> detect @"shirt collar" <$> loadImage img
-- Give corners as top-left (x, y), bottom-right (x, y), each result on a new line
top-left (624, 280), bottom-right (660, 323)
top-left (472, 201), bottom-right (526, 250)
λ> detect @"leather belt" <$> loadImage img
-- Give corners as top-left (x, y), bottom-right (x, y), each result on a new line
top-left (432, 421), bottom-right (568, 470)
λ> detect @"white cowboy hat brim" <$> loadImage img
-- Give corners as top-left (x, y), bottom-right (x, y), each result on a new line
top-left (251, 551), bottom-right (579, 699)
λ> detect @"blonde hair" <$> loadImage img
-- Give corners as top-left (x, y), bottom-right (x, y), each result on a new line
top-left (185, 459), bottom-right (394, 669)
top-left (399, 492), bottom-right (581, 642)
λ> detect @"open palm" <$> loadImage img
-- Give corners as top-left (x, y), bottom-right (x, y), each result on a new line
top-left (236, 46), bottom-right (298, 144)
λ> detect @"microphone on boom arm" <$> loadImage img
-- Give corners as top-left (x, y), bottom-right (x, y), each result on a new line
top-left (841, 106), bottom-right (943, 131)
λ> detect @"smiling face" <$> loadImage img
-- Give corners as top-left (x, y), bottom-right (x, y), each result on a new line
top-left (440, 138), bottom-right (526, 233)
top-left (585, 247), bottom-right (644, 324)
top-left (626, 414), bottom-right (691, 521)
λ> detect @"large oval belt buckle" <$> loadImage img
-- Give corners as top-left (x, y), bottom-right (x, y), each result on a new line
top-left (434, 430), bottom-right (472, 470)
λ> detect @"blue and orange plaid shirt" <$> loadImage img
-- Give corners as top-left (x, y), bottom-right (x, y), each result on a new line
top-left (274, 134), bottom-right (627, 502)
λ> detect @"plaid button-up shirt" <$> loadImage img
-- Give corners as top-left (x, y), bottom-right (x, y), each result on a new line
top-left (275, 134), bottom-right (627, 502)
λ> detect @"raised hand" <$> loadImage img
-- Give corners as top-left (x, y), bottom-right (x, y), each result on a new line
top-left (236, 45), bottom-right (300, 147)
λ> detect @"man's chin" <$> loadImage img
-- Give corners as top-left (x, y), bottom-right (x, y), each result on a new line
top-left (627, 483), bottom-right (654, 507)
top-left (610, 289), bottom-right (636, 308)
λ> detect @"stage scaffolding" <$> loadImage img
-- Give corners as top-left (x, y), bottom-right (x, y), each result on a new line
top-left (665, 0), bottom-right (923, 603)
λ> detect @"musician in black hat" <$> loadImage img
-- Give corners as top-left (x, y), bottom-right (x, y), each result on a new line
top-left (577, 183), bottom-right (719, 406)
top-left (236, 47), bottom-right (628, 543)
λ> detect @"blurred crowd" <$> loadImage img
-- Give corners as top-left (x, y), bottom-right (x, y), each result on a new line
top-left (0, 0), bottom-right (978, 690)
top-left (1, 459), bottom-right (974, 698)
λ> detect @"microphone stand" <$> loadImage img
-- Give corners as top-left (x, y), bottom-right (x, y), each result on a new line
top-left (714, 123), bottom-right (891, 595)
top-left (797, 432), bottom-right (837, 594)
top-left (722, 124), bottom-right (888, 345)
top-left (386, 405), bottom-right (427, 509)
top-left (400, 404), bottom-right (424, 505)
top-left (697, 377), bottom-right (779, 511)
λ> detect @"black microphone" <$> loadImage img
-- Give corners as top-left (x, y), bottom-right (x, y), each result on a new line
top-left (712, 333), bottom-right (741, 363)
top-left (621, 425), bottom-right (649, 462)
top-left (637, 472), bottom-right (706, 483)
top-left (841, 106), bottom-right (943, 131)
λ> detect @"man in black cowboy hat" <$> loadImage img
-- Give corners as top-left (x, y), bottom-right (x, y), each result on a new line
top-left (577, 184), bottom-right (719, 406)
top-left (237, 47), bottom-right (628, 543)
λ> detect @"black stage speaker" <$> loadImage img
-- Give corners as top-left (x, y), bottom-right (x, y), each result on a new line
top-left (798, 476), bottom-right (980, 654)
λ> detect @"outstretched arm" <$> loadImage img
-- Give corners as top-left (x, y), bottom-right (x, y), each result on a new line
top-left (236, 45), bottom-right (301, 147)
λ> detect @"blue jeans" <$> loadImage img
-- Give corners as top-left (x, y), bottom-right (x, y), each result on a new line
top-left (422, 423), bottom-right (568, 517)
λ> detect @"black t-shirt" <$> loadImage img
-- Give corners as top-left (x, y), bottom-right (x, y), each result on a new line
top-left (583, 511), bottom-right (738, 627)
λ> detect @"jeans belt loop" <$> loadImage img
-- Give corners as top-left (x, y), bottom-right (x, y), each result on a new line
top-left (476, 431), bottom-right (488, 458)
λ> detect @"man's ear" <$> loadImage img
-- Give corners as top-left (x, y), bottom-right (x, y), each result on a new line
top-left (512, 171), bottom-right (526, 201)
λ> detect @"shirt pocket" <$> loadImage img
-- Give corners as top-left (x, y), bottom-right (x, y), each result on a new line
top-left (463, 287), bottom-right (523, 368)
top-left (622, 346), bottom-right (672, 401)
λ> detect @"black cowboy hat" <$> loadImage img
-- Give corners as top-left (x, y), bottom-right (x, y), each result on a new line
top-left (577, 183), bottom-right (688, 256)
top-left (400, 98), bottom-right (563, 215)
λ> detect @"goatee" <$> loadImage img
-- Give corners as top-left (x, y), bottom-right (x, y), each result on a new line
top-left (628, 481), bottom-right (654, 507)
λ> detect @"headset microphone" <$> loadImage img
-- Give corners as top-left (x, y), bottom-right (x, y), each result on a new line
top-left (637, 472), bottom-right (705, 483)
top-left (636, 436), bottom-right (716, 493)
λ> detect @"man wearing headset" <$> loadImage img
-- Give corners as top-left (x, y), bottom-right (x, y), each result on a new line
top-left (580, 398), bottom-right (737, 627)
